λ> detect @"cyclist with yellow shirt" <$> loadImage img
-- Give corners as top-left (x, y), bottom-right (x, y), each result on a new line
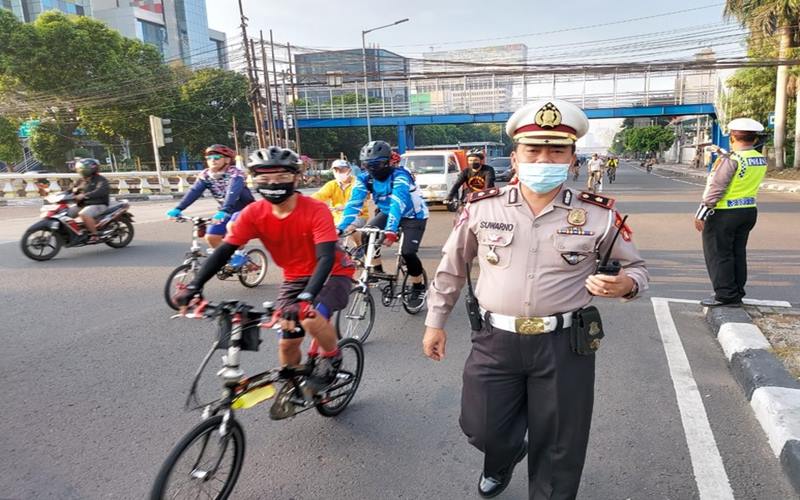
top-left (312, 159), bottom-right (368, 248)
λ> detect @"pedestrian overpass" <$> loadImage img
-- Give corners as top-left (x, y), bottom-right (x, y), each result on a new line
top-left (293, 68), bottom-right (728, 152)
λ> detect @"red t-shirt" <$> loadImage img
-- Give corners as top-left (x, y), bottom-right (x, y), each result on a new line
top-left (225, 195), bottom-right (354, 280)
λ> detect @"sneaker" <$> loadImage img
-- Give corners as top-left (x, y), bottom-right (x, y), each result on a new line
top-left (305, 353), bottom-right (342, 395)
top-left (406, 283), bottom-right (426, 309)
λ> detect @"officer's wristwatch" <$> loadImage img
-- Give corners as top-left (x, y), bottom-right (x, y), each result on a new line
top-left (622, 281), bottom-right (639, 300)
top-left (297, 292), bottom-right (314, 302)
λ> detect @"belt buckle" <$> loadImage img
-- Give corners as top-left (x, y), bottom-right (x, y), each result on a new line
top-left (514, 316), bottom-right (546, 335)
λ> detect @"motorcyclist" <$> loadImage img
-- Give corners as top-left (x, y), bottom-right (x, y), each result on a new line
top-left (337, 140), bottom-right (429, 308)
top-left (446, 149), bottom-right (496, 204)
top-left (165, 144), bottom-right (254, 248)
top-left (174, 146), bottom-right (355, 400)
top-left (69, 158), bottom-right (110, 243)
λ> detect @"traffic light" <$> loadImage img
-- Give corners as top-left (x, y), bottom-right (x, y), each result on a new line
top-left (149, 115), bottom-right (173, 147)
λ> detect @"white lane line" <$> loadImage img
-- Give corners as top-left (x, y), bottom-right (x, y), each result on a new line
top-left (650, 297), bottom-right (792, 308)
top-left (651, 297), bottom-right (734, 500)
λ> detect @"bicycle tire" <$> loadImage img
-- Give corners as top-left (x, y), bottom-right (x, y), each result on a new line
top-left (401, 267), bottom-right (429, 315)
top-left (335, 287), bottom-right (375, 342)
top-left (150, 415), bottom-right (245, 500)
top-left (164, 263), bottom-right (197, 311)
top-left (238, 248), bottom-right (268, 288)
top-left (315, 338), bottom-right (364, 417)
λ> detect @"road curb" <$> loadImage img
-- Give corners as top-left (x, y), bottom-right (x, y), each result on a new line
top-left (706, 306), bottom-right (800, 494)
top-left (652, 165), bottom-right (800, 193)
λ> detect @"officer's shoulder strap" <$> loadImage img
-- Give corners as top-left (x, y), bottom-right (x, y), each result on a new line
top-left (467, 187), bottom-right (501, 203)
top-left (577, 191), bottom-right (616, 210)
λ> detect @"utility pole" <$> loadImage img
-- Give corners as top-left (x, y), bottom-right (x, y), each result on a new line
top-left (281, 70), bottom-right (290, 146)
top-left (269, 30), bottom-right (282, 147)
top-left (287, 42), bottom-right (302, 154)
top-left (232, 116), bottom-right (239, 154)
top-left (237, 0), bottom-right (264, 149)
top-left (260, 31), bottom-right (276, 146)
top-left (250, 39), bottom-right (267, 148)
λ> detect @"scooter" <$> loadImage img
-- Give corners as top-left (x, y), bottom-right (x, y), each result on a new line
top-left (20, 192), bottom-right (135, 261)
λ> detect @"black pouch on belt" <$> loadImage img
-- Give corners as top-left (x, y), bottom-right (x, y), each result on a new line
top-left (570, 306), bottom-right (604, 355)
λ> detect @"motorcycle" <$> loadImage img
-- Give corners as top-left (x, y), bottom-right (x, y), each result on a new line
top-left (20, 192), bottom-right (135, 261)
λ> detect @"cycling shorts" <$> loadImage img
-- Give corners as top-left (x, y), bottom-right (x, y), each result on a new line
top-left (366, 212), bottom-right (427, 255)
top-left (275, 275), bottom-right (352, 339)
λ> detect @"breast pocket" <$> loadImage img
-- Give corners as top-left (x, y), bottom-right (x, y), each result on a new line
top-left (552, 233), bottom-right (596, 269)
top-left (477, 231), bottom-right (514, 270)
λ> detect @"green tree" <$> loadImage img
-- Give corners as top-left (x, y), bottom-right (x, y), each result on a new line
top-left (0, 117), bottom-right (22, 164)
top-left (725, 0), bottom-right (800, 168)
top-left (29, 121), bottom-right (78, 171)
top-left (623, 126), bottom-right (675, 154)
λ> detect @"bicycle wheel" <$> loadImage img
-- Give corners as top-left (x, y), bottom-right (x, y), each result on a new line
top-left (164, 263), bottom-right (197, 310)
top-left (238, 248), bottom-right (268, 288)
top-left (150, 415), bottom-right (245, 500)
top-left (315, 338), bottom-right (364, 417)
top-left (401, 267), bottom-right (429, 315)
top-left (335, 287), bottom-right (375, 342)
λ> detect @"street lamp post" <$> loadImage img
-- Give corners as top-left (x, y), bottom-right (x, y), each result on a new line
top-left (362, 18), bottom-right (409, 142)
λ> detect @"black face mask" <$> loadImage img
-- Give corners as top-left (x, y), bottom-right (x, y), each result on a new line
top-left (469, 162), bottom-right (481, 170)
top-left (256, 182), bottom-right (295, 204)
top-left (367, 163), bottom-right (393, 181)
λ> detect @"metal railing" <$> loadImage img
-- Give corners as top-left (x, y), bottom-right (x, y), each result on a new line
top-left (295, 69), bottom-right (721, 120)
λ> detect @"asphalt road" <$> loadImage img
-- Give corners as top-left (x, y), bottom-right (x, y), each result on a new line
top-left (1, 162), bottom-right (798, 499)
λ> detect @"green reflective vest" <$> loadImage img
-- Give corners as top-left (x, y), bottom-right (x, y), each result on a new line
top-left (714, 148), bottom-right (767, 210)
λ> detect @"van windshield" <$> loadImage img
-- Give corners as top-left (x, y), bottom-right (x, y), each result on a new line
top-left (401, 155), bottom-right (445, 174)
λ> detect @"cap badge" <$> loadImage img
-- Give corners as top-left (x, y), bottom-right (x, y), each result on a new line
top-left (567, 208), bottom-right (587, 226)
top-left (534, 102), bottom-right (562, 129)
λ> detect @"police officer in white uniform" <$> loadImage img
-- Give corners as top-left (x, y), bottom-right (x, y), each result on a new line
top-left (422, 99), bottom-right (649, 499)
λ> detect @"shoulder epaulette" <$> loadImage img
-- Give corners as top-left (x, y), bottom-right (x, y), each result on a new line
top-left (578, 191), bottom-right (616, 210)
top-left (467, 187), bottom-right (501, 203)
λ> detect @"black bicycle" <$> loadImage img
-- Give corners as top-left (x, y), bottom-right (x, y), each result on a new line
top-left (164, 216), bottom-right (268, 310)
top-left (150, 299), bottom-right (364, 499)
top-left (335, 227), bottom-right (428, 343)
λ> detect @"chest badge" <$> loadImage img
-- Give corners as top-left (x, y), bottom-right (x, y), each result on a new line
top-left (567, 208), bottom-right (587, 226)
top-left (486, 246), bottom-right (500, 265)
top-left (561, 252), bottom-right (587, 265)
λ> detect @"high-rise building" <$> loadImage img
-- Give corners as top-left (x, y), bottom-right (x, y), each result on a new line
top-left (2, 0), bottom-right (91, 22)
top-left (1, 0), bottom-right (227, 69)
top-left (93, 0), bottom-right (226, 69)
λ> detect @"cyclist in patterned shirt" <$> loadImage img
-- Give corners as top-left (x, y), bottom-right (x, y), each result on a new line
top-left (166, 144), bottom-right (255, 248)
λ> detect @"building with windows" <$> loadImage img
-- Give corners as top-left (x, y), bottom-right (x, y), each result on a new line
top-left (2, 0), bottom-right (227, 69)
top-left (2, 0), bottom-right (90, 22)
top-left (93, 0), bottom-right (225, 69)
top-left (294, 48), bottom-right (408, 103)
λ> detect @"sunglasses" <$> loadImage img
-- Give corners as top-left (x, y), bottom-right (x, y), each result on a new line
top-left (206, 154), bottom-right (224, 160)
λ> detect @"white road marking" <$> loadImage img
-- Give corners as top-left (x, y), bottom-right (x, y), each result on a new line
top-left (651, 297), bottom-right (735, 500)
top-left (742, 298), bottom-right (792, 308)
top-left (750, 387), bottom-right (800, 456)
top-left (717, 323), bottom-right (771, 361)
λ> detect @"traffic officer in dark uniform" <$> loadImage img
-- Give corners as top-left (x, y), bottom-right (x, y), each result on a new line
top-left (423, 98), bottom-right (649, 499)
top-left (694, 117), bottom-right (767, 307)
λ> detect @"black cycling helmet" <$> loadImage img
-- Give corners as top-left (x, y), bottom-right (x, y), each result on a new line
top-left (247, 146), bottom-right (301, 175)
top-left (466, 149), bottom-right (485, 160)
top-left (360, 140), bottom-right (393, 180)
top-left (75, 158), bottom-right (101, 177)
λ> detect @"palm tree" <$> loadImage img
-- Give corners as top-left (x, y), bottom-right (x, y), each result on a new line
top-left (725, 0), bottom-right (799, 168)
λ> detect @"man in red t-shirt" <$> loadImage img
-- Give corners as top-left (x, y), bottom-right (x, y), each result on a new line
top-left (175, 146), bottom-right (354, 398)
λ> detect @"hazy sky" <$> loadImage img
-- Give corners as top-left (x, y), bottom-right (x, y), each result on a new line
top-left (206, 0), bottom-right (733, 58)
top-left (205, 1), bottom-right (739, 149)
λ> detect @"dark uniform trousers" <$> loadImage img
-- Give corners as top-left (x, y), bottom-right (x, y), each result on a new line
top-left (460, 318), bottom-right (595, 500)
top-left (702, 207), bottom-right (757, 303)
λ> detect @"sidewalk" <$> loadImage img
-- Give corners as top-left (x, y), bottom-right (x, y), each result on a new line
top-left (650, 162), bottom-right (800, 193)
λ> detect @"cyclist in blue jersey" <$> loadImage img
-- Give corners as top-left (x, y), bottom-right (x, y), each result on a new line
top-left (166, 144), bottom-right (255, 248)
top-left (338, 140), bottom-right (429, 308)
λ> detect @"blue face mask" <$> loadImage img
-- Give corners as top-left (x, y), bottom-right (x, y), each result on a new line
top-left (516, 162), bottom-right (570, 193)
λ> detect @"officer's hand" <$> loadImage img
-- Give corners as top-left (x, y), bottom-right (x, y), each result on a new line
top-left (383, 231), bottom-right (398, 247)
top-left (694, 219), bottom-right (704, 232)
top-left (585, 269), bottom-right (635, 298)
top-left (423, 327), bottom-right (447, 361)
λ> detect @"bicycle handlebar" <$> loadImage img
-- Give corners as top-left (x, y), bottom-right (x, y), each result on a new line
top-left (173, 299), bottom-right (274, 320)
top-left (173, 215), bottom-right (212, 225)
